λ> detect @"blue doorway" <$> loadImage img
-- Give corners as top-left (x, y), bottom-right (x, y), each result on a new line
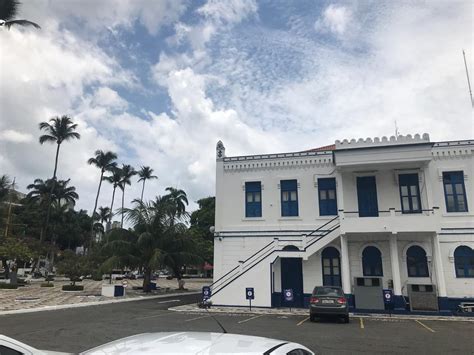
top-left (357, 176), bottom-right (379, 217)
top-left (280, 257), bottom-right (304, 308)
top-left (322, 247), bottom-right (342, 286)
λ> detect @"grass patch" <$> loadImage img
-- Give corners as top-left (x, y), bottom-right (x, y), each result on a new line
top-left (41, 282), bottom-right (54, 287)
top-left (62, 284), bottom-right (84, 291)
top-left (0, 283), bottom-right (18, 289)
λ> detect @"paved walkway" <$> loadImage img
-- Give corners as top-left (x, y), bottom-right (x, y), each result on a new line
top-left (0, 278), bottom-right (210, 312)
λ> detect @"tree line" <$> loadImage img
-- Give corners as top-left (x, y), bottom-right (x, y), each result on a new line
top-left (0, 116), bottom-right (214, 290)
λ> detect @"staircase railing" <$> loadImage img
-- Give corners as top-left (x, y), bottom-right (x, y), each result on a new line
top-left (211, 216), bottom-right (340, 297)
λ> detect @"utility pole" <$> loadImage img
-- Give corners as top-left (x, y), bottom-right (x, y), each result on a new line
top-left (462, 49), bottom-right (473, 107)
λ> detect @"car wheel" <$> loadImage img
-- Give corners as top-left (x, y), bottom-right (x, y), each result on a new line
top-left (343, 315), bottom-right (350, 323)
top-left (310, 315), bottom-right (316, 322)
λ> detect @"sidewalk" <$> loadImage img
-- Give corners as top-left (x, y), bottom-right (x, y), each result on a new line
top-left (0, 278), bottom-right (209, 312)
top-left (168, 303), bottom-right (474, 322)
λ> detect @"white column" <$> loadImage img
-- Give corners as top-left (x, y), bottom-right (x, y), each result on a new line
top-left (340, 234), bottom-right (351, 294)
top-left (432, 233), bottom-right (447, 297)
top-left (389, 233), bottom-right (402, 296)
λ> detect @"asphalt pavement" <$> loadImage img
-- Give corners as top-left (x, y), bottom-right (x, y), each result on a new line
top-left (1, 294), bottom-right (473, 354)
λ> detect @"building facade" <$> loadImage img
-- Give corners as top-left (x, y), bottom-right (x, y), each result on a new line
top-left (210, 135), bottom-right (474, 312)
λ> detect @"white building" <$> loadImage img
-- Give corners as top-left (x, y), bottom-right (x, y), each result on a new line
top-left (210, 134), bottom-right (474, 312)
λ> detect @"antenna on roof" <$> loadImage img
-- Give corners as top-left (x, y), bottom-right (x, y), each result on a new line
top-left (462, 49), bottom-right (473, 107)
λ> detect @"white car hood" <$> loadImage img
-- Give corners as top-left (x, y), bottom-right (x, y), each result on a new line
top-left (81, 332), bottom-right (289, 354)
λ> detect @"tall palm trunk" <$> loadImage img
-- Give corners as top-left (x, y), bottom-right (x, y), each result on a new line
top-left (40, 142), bottom-right (61, 243)
top-left (140, 180), bottom-right (146, 202)
top-left (121, 186), bottom-right (126, 228)
top-left (109, 185), bottom-right (117, 223)
top-left (90, 170), bottom-right (104, 247)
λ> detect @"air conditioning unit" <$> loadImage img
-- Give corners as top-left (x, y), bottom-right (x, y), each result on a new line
top-left (407, 284), bottom-right (438, 311)
top-left (353, 277), bottom-right (384, 310)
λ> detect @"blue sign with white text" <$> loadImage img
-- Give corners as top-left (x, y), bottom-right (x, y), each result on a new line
top-left (202, 286), bottom-right (211, 300)
top-left (284, 289), bottom-right (294, 302)
top-left (383, 289), bottom-right (393, 304)
top-left (246, 287), bottom-right (255, 300)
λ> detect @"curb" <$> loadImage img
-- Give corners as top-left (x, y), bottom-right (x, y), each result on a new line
top-left (0, 291), bottom-right (200, 316)
top-left (167, 305), bottom-right (474, 322)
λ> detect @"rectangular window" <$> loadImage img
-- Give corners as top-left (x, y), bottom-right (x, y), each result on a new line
top-left (399, 173), bottom-right (422, 213)
top-left (245, 181), bottom-right (262, 217)
top-left (443, 171), bottom-right (468, 212)
top-left (318, 178), bottom-right (338, 216)
top-left (281, 179), bottom-right (298, 216)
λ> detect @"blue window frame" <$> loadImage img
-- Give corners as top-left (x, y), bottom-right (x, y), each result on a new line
top-left (399, 173), bottom-right (421, 213)
top-left (454, 246), bottom-right (474, 278)
top-left (443, 171), bottom-right (468, 212)
top-left (245, 181), bottom-right (262, 217)
top-left (362, 246), bottom-right (383, 276)
top-left (318, 178), bottom-right (337, 216)
top-left (281, 179), bottom-right (298, 217)
top-left (406, 246), bottom-right (429, 277)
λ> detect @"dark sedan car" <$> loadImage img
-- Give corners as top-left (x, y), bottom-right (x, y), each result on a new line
top-left (309, 286), bottom-right (349, 323)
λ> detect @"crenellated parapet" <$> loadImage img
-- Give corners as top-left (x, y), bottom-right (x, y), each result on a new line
top-left (335, 133), bottom-right (430, 150)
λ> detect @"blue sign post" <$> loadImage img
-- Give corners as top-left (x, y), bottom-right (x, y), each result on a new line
top-left (202, 286), bottom-right (211, 301)
top-left (383, 289), bottom-right (393, 316)
top-left (284, 288), bottom-right (294, 311)
top-left (246, 287), bottom-right (255, 310)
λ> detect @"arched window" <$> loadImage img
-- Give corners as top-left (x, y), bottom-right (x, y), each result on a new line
top-left (362, 246), bottom-right (383, 276)
top-left (406, 246), bottom-right (429, 277)
top-left (454, 246), bottom-right (474, 278)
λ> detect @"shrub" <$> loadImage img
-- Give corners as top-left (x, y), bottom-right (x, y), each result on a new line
top-left (62, 284), bottom-right (84, 291)
top-left (91, 272), bottom-right (103, 281)
top-left (41, 282), bottom-right (54, 287)
top-left (0, 283), bottom-right (18, 289)
top-left (45, 275), bottom-right (55, 282)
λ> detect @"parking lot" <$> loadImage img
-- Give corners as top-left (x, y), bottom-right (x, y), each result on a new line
top-left (1, 294), bottom-right (473, 354)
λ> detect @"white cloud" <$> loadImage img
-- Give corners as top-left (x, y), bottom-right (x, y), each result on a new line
top-left (198, 0), bottom-right (258, 25)
top-left (314, 4), bottom-right (352, 36)
top-left (0, 130), bottom-right (34, 143)
top-left (21, 0), bottom-right (188, 36)
top-left (91, 87), bottom-right (128, 110)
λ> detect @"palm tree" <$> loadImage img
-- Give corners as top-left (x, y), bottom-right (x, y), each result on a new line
top-left (27, 178), bottom-right (78, 208)
top-left (118, 164), bottom-right (136, 228)
top-left (103, 167), bottom-right (122, 225)
top-left (137, 166), bottom-right (158, 202)
top-left (0, 174), bottom-right (12, 201)
top-left (98, 206), bottom-right (111, 225)
top-left (104, 197), bottom-right (201, 291)
top-left (38, 115), bottom-right (80, 242)
top-left (0, 0), bottom-right (40, 29)
top-left (163, 187), bottom-right (189, 222)
top-left (87, 150), bottom-right (117, 237)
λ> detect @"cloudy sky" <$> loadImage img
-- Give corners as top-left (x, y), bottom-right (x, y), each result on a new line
top-left (0, 0), bottom-right (472, 215)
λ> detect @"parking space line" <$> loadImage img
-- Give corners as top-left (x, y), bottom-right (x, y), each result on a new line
top-left (237, 314), bottom-right (264, 324)
top-left (415, 319), bottom-right (435, 333)
top-left (134, 311), bottom-right (174, 320)
top-left (185, 315), bottom-right (211, 322)
top-left (359, 317), bottom-right (365, 329)
top-left (296, 316), bottom-right (309, 326)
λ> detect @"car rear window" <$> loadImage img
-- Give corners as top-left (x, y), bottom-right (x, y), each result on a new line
top-left (313, 287), bottom-right (343, 296)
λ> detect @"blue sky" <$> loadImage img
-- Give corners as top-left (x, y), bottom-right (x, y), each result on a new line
top-left (0, 0), bottom-right (472, 214)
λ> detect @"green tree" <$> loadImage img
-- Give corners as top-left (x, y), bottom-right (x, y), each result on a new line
top-left (0, 236), bottom-right (34, 281)
top-left (87, 150), bottom-right (117, 240)
top-left (103, 196), bottom-right (201, 291)
top-left (189, 197), bottom-right (215, 264)
top-left (103, 167), bottom-right (122, 225)
top-left (137, 166), bottom-right (158, 202)
top-left (118, 164), bottom-right (136, 228)
top-left (163, 187), bottom-right (188, 222)
top-left (0, 174), bottom-right (11, 201)
top-left (38, 115), bottom-right (80, 242)
top-left (0, 0), bottom-right (40, 29)
top-left (56, 250), bottom-right (88, 286)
